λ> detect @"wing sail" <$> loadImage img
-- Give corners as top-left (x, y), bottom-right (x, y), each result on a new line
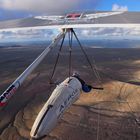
top-left (0, 11), bottom-right (140, 31)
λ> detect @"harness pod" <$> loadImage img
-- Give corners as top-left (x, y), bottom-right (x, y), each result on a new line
top-left (30, 77), bottom-right (82, 140)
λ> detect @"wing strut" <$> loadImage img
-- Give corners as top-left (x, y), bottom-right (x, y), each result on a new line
top-left (49, 33), bottom-right (66, 84)
top-left (72, 29), bottom-right (103, 88)
top-left (0, 30), bottom-right (67, 107)
top-left (49, 28), bottom-right (103, 89)
top-left (49, 29), bottom-right (73, 84)
top-left (68, 30), bottom-right (73, 78)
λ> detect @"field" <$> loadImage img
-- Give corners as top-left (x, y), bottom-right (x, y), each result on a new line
top-left (0, 45), bottom-right (140, 140)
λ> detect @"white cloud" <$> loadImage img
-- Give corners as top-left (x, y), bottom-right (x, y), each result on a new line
top-left (0, 0), bottom-right (99, 14)
top-left (112, 4), bottom-right (128, 11)
top-left (1, 27), bottom-right (140, 41)
top-left (0, 29), bottom-right (57, 40)
top-left (0, 34), bottom-right (4, 39)
top-left (77, 27), bottom-right (140, 39)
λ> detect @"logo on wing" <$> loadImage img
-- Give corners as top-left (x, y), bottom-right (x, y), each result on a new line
top-left (0, 85), bottom-right (17, 106)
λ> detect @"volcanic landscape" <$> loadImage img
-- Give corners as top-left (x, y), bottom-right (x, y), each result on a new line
top-left (0, 42), bottom-right (140, 140)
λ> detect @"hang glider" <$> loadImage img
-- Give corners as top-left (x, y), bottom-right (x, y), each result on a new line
top-left (0, 11), bottom-right (140, 32)
top-left (1, 11), bottom-right (140, 139)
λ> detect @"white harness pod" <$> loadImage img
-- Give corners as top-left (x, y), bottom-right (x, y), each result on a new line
top-left (30, 77), bottom-right (82, 140)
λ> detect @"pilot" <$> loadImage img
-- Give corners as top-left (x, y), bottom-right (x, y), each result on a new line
top-left (72, 72), bottom-right (92, 93)
top-left (71, 72), bottom-right (103, 92)
top-left (30, 73), bottom-right (103, 140)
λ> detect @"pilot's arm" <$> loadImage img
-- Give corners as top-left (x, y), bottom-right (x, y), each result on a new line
top-left (72, 74), bottom-right (103, 93)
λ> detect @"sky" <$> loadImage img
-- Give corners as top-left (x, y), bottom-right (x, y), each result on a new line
top-left (0, 0), bottom-right (140, 42)
top-left (0, 0), bottom-right (140, 21)
top-left (97, 0), bottom-right (140, 11)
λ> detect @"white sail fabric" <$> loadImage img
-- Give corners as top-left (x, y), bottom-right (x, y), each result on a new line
top-left (0, 11), bottom-right (140, 31)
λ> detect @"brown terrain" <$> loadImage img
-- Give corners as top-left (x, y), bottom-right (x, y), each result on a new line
top-left (0, 45), bottom-right (140, 140)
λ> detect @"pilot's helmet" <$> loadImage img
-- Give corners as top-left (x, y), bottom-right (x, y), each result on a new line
top-left (72, 71), bottom-right (80, 78)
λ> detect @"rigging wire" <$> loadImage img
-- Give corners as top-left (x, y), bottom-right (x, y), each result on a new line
top-left (96, 103), bottom-right (100, 140)
top-left (96, 52), bottom-right (140, 128)
top-left (49, 29), bottom-right (103, 89)
top-left (126, 100), bottom-right (140, 128)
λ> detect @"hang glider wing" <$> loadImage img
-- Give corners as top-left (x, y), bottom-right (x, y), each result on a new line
top-left (0, 11), bottom-right (140, 31)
